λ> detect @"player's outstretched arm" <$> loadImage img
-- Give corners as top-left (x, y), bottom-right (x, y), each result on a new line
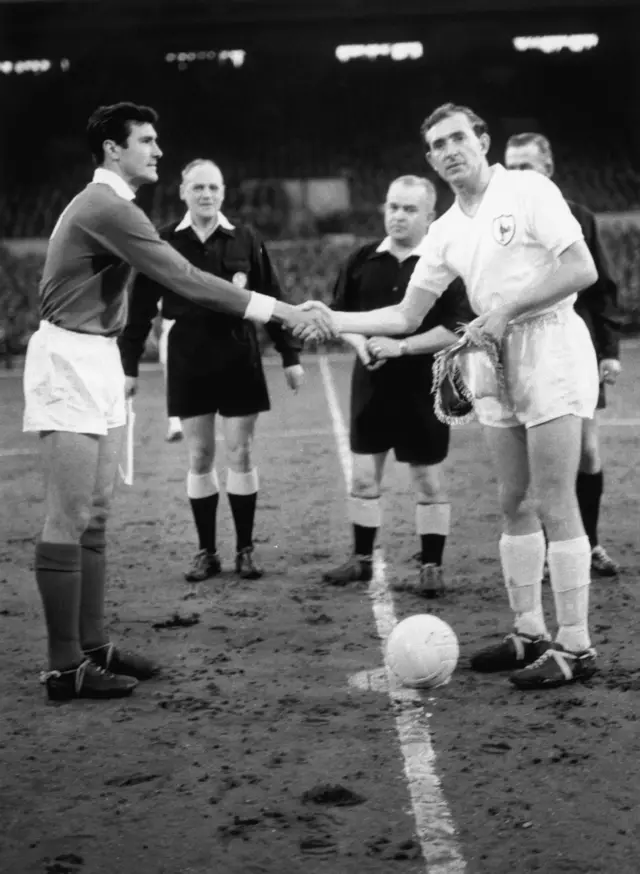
top-left (299, 283), bottom-right (440, 338)
top-left (97, 200), bottom-right (331, 331)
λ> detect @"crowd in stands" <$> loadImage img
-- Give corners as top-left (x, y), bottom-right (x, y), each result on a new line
top-left (1, 49), bottom-right (639, 239)
top-left (1, 46), bottom-right (639, 357)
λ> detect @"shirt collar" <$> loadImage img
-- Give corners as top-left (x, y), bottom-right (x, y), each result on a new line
top-left (175, 211), bottom-right (235, 235)
top-left (374, 234), bottom-right (431, 261)
top-left (92, 167), bottom-right (136, 201)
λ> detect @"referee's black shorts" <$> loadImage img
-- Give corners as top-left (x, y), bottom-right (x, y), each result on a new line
top-left (596, 382), bottom-right (606, 410)
top-left (349, 358), bottom-right (450, 466)
top-left (166, 321), bottom-right (270, 420)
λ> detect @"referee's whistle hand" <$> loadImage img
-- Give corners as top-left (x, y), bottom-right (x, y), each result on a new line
top-left (124, 376), bottom-right (138, 399)
top-left (284, 364), bottom-right (305, 393)
top-left (599, 358), bottom-right (621, 385)
top-left (366, 336), bottom-right (401, 361)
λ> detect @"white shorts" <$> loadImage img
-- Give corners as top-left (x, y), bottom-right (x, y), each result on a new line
top-left (23, 321), bottom-right (126, 435)
top-left (462, 306), bottom-right (599, 429)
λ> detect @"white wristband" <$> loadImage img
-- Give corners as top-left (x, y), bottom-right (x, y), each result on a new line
top-left (244, 292), bottom-right (276, 324)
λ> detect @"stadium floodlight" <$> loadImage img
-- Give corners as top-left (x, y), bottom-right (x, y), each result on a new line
top-left (335, 41), bottom-right (423, 63)
top-left (0, 58), bottom-right (52, 74)
top-left (513, 33), bottom-right (599, 54)
top-left (165, 49), bottom-right (245, 68)
top-left (218, 50), bottom-right (246, 67)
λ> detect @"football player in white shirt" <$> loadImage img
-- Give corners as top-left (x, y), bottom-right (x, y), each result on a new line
top-left (303, 103), bottom-right (600, 690)
top-left (504, 132), bottom-right (622, 579)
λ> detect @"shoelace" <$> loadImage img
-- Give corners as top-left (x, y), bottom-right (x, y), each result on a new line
top-left (40, 659), bottom-right (115, 686)
top-left (84, 641), bottom-right (116, 670)
top-left (525, 648), bottom-right (563, 671)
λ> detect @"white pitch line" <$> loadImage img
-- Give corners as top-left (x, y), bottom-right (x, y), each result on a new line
top-left (318, 355), bottom-right (467, 874)
top-left (0, 448), bottom-right (38, 458)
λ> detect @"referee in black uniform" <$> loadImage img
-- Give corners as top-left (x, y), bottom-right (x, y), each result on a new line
top-left (505, 133), bottom-right (623, 577)
top-left (119, 159), bottom-right (303, 582)
top-left (323, 175), bottom-right (474, 597)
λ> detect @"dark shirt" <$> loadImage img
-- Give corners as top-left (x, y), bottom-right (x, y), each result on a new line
top-left (332, 239), bottom-right (474, 388)
top-left (118, 218), bottom-right (300, 376)
top-left (568, 200), bottom-right (622, 361)
top-left (41, 182), bottom-right (252, 337)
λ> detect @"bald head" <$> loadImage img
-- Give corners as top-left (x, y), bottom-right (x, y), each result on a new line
top-left (179, 158), bottom-right (225, 223)
top-left (384, 176), bottom-right (436, 247)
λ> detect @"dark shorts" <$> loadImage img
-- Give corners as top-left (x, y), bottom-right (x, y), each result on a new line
top-left (349, 358), bottom-right (450, 466)
top-left (166, 323), bottom-right (270, 420)
top-left (597, 382), bottom-right (606, 410)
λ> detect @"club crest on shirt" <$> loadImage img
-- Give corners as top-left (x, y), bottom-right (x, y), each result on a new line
top-left (232, 272), bottom-right (248, 288)
top-left (493, 214), bottom-right (516, 246)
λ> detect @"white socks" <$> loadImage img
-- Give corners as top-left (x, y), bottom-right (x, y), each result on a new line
top-left (227, 468), bottom-right (259, 496)
top-left (501, 531), bottom-right (592, 651)
top-left (500, 531), bottom-right (548, 638)
top-left (547, 536), bottom-right (591, 652)
top-left (415, 502), bottom-right (451, 536)
top-left (187, 470), bottom-right (219, 499)
top-left (348, 496), bottom-right (382, 529)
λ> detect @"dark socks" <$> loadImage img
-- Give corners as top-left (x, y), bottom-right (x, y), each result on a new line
top-left (189, 494), bottom-right (220, 553)
top-left (228, 493), bottom-right (256, 553)
top-left (420, 534), bottom-right (446, 566)
top-left (35, 541), bottom-right (84, 671)
top-left (576, 470), bottom-right (603, 548)
top-left (79, 528), bottom-right (108, 651)
top-left (354, 524), bottom-right (377, 558)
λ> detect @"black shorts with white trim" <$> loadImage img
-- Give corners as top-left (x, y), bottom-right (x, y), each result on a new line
top-left (349, 357), bottom-right (450, 466)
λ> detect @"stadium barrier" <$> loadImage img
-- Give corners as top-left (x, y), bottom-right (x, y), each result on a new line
top-left (2, 222), bottom-right (640, 367)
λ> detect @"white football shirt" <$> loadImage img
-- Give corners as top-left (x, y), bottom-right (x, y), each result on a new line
top-left (409, 164), bottom-right (584, 317)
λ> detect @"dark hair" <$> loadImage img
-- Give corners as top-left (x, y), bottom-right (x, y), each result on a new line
top-left (420, 102), bottom-right (488, 147)
top-left (86, 102), bottom-right (159, 165)
top-left (506, 132), bottom-right (555, 176)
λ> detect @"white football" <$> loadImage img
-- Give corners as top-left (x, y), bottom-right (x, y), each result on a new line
top-left (385, 614), bottom-right (459, 689)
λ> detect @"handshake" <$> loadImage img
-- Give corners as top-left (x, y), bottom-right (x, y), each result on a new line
top-left (282, 300), bottom-right (339, 342)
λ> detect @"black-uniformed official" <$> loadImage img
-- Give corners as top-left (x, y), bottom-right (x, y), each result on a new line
top-left (505, 133), bottom-right (623, 577)
top-left (322, 174), bottom-right (474, 597)
top-left (119, 159), bottom-right (303, 582)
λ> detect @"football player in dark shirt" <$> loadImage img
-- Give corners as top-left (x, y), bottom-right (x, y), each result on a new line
top-left (23, 102), bottom-right (332, 702)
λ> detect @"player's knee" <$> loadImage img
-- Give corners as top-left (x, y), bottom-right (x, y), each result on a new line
top-left (411, 470), bottom-right (444, 503)
top-left (351, 471), bottom-right (379, 499)
top-left (189, 446), bottom-right (215, 474)
top-left (226, 441), bottom-right (252, 472)
top-left (81, 519), bottom-right (107, 552)
top-left (87, 493), bottom-right (111, 527)
top-left (498, 483), bottom-right (528, 518)
top-left (45, 506), bottom-right (92, 543)
top-left (533, 485), bottom-right (576, 525)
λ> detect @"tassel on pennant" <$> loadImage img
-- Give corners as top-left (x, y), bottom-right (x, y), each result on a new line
top-left (431, 326), bottom-right (508, 426)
